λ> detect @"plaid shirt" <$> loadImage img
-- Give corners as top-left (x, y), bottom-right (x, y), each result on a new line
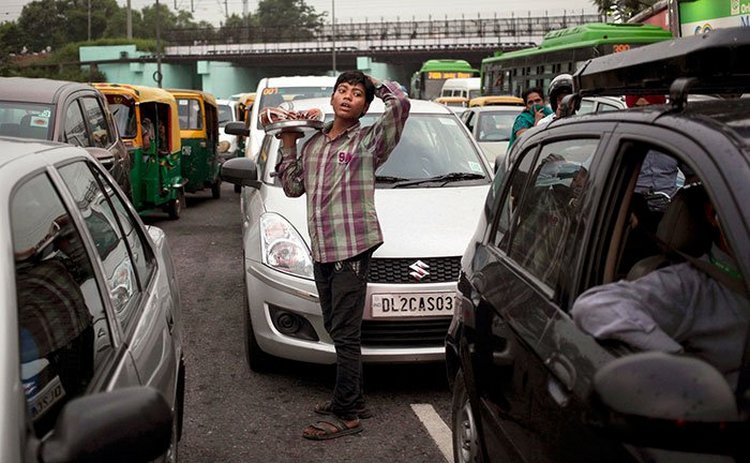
top-left (276, 81), bottom-right (410, 263)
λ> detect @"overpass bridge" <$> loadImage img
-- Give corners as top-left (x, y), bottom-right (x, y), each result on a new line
top-left (81, 11), bottom-right (603, 98)
top-left (162, 12), bottom-right (603, 69)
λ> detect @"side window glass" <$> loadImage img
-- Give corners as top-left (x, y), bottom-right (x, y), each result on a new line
top-left (465, 112), bottom-right (475, 131)
top-left (598, 103), bottom-right (619, 112)
top-left (577, 99), bottom-right (595, 115)
top-left (507, 139), bottom-right (599, 287)
top-left (58, 162), bottom-right (142, 332)
top-left (64, 101), bottom-right (91, 147)
top-left (12, 173), bottom-right (113, 437)
top-left (178, 99), bottom-right (203, 130)
top-left (80, 97), bottom-right (112, 148)
top-left (90, 164), bottom-right (156, 287)
top-left (493, 146), bottom-right (537, 248)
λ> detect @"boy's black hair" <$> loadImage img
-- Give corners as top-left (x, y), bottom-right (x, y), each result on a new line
top-left (522, 87), bottom-right (544, 104)
top-left (334, 71), bottom-right (375, 104)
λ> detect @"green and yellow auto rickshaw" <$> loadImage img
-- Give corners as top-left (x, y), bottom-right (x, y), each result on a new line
top-left (94, 83), bottom-right (186, 219)
top-left (168, 89), bottom-right (222, 199)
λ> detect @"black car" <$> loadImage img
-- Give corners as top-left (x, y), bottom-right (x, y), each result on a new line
top-left (446, 28), bottom-right (750, 463)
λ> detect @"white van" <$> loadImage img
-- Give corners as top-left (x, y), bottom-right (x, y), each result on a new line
top-left (246, 75), bottom-right (336, 160)
top-left (440, 77), bottom-right (481, 100)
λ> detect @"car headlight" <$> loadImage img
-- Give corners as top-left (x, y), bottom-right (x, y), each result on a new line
top-left (260, 212), bottom-right (313, 279)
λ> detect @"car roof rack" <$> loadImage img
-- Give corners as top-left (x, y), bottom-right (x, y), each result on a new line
top-left (572, 27), bottom-right (750, 110)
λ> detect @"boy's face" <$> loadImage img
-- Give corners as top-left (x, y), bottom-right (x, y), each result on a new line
top-left (331, 81), bottom-right (369, 122)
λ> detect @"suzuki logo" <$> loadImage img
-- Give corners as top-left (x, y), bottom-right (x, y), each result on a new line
top-left (409, 260), bottom-right (430, 281)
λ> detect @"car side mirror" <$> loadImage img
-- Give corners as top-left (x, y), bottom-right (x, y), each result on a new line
top-left (593, 352), bottom-right (746, 455)
top-left (224, 121), bottom-right (249, 137)
top-left (39, 387), bottom-right (171, 463)
top-left (221, 157), bottom-right (261, 189)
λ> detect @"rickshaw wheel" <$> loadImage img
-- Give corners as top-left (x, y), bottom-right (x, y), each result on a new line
top-left (211, 179), bottom-right (222, 199)
top-left (168, 191), bottom-right (184, 220)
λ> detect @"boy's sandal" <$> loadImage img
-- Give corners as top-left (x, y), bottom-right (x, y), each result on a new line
top-left (314, 401), bottom-right (373, 419)
top-left (302, 417), bottom-right (362, 440)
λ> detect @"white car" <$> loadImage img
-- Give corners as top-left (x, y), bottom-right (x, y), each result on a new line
top-left (0, 137), bottom-right (184, 462)
top-left (459, 105), bottom-right (520, 169)
top-left (221, 98), bottom-right (492, 370)
top-left (217, 98), bottom-right (240, 156)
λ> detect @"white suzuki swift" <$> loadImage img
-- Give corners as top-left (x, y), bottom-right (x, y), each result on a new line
top-left (222, 98), bottom-right (491, 371)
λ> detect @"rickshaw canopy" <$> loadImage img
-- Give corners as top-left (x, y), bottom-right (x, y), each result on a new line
top-left (469, 95), bottom-right (525, 107)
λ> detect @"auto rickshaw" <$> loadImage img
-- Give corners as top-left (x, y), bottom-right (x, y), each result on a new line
top-left (94, 83), bottom-right (186, 219)
top-left (168, 89), bottom-right (221, 199)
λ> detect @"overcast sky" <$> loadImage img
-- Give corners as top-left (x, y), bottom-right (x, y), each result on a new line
top-left (2, 0), bottom-right (598, 27)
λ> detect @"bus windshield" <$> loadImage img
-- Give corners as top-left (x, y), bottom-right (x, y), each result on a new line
top-left (481, 23), bottom-right (672, 97)
top-left (411, 59), bottom-right (479, 100)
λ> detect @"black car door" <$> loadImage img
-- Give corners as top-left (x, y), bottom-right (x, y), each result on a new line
top-left (467, 124), bottom-right (615, 462)
top-left (530, 122), bottom-right (750, 463)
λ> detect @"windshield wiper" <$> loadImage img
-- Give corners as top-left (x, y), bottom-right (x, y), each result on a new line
top-left (393, 172), bottom-right (485, 188)
top-left (376, 175), bottom-right (410, 184)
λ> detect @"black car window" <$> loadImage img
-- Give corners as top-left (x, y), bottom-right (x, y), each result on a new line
top-left (507, 138), bottom-right (599, 288)
top-left (493, 145), bottom-right (536, 249)
top-left (58, 161), bottom-right (142, 334)
top-left (11, 173), bottom-right (113, 437)
top-left (64, 100), bottom-right (92, 147)
top-left (80, 97), bottom-right (113, 148)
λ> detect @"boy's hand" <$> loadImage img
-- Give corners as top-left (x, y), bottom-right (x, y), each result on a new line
top-left (277, 131), bottom-right (304, 147)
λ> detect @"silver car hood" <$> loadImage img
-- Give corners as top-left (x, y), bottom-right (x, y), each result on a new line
top-left (262, 184), bottom-right (490, 258)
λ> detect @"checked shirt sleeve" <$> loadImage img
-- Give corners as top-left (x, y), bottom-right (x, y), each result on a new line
top-left (275, 145), bottom-right (306, 197)
top-left (361, 81), bottom-right (411, 169)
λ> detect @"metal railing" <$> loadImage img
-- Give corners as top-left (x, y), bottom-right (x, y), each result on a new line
top-left (163, 11), bottom-right (603, 46)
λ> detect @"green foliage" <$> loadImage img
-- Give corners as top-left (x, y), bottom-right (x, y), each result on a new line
top-left (255, 0), bottom-right (325, 39)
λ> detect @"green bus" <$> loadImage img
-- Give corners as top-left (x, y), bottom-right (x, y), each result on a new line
top-left (480, 23), bottom-right (673, 97)
top-left (410, 59), bottom-right (479, 100)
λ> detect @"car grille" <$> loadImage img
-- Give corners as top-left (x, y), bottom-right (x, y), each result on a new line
top-left (361, 318), bottom-right (451, 348)
top-left (369, 257), bottom-right (461, 284)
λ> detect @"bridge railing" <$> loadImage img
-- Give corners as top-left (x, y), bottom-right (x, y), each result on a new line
top-left (163, 11), bottom-right (603, 47)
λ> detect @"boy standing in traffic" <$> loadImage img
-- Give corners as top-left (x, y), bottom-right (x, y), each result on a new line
top-left (275, 71), bottom-right (410, 440)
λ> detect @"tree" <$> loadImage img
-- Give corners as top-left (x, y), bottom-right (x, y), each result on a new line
top-left (590, 0), bottom-right (660, 23)
top-left (16, 0), bottom-right (67, 51)
top-left (255, 0), bottom-right (325, 41)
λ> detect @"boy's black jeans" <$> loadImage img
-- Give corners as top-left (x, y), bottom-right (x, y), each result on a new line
top-left (313, 250), bottom-right (372, 420)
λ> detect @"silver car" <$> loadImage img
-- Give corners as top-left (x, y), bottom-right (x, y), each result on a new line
top-left (221, 98), bottom-right (492, 371)
top-left (0, 137), bottom-right (184, 462)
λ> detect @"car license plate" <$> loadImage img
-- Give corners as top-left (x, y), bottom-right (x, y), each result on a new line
top-left (371, 292), bottom-right (456, 317)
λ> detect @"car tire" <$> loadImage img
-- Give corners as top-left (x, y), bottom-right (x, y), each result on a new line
top-left (452, 370), bottom-right (484, 463)
top-left (211, 179), bottom-right (221, 199)
top-left (242, 281), bottom-right (272, 373)
top-left (167, 191), bottom-right (184, 220)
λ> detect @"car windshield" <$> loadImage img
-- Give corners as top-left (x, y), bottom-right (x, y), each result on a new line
top-left (108, 99), bottom-right (137, 139)
top-left (256, 86), bottom-right (334, 129)
top-left (0, 101), bottom-right (55, 140)
top-left (268, 113), bottom-right (490, 187)
top-left (476, 111), bottom-right (516, 142)
top-left (218, 104), bottom-right (233, 126)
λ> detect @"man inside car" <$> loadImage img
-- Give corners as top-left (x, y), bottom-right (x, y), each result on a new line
top-left (571, 184), bottom-right (750, 388)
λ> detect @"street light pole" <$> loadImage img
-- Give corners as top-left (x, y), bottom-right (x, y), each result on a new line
top-left (331, 0), bottom-right (336, 73)
top-left (154, 0), bottom-right (163, 87)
